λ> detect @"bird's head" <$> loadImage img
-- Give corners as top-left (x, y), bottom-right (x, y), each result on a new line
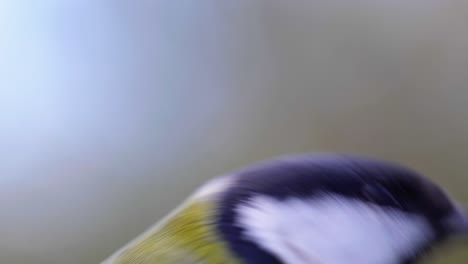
top-left (217, 154), bottom-right (468, 264)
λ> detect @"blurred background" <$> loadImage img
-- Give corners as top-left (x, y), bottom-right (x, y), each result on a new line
top-left (1, 0), bottom-right (468, 263)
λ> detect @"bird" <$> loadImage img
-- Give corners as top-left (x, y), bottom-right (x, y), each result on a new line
top-left (102, 154), bottom-right (468, 264)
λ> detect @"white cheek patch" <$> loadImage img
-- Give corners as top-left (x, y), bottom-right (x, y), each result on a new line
top-left (236, 195), bottom-right (434, 264)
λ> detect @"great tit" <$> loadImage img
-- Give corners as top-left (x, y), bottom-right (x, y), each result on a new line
top-left (102, 154), bottom-right (468, 264)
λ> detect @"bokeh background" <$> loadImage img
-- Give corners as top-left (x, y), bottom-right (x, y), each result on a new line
top-left (1, 1), bottom-right (468, 263)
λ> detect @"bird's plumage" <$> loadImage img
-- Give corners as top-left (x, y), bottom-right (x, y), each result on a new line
top-left (103, 154), bottom-right (467, 264)
top-left (103, 177), bottom-right (239, 264)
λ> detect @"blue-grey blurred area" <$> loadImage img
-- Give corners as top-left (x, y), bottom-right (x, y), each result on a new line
top-left (1, 0), bottom-right (467, 263)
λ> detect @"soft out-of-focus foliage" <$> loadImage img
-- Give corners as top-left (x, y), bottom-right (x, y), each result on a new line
top-left (1, 1), bottom-right (467, 263)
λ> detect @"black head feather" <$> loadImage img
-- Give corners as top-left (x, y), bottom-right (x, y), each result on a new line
top-left (217, 154), bottom-right (462, 264)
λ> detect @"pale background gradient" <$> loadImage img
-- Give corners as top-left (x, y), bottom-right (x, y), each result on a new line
top-left (1, 1), bottom-right (468, 263)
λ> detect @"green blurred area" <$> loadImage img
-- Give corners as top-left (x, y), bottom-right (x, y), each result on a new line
top-left (1, 1), bottom-right (467, 263)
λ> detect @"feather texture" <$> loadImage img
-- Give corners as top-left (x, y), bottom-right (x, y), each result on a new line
top-left (103, 200), bottom-right (239, 264)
